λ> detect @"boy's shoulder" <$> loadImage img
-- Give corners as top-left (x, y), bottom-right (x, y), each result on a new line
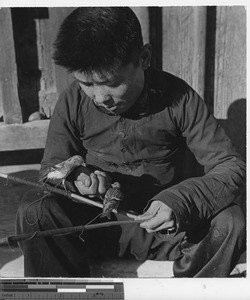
top-left (57, 80), bottom-right (89, 107)
top-left (53, 80), bottom-right (88, 117)
top-left (60, 80), bottom-right (82, 100)
top-left (149, 68), bottom-right (190, 94)
top-left (148, 68), bottom-right (192, 108)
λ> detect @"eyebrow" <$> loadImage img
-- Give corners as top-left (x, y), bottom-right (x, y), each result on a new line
top-left (73, 75), bottom-right (122, 86)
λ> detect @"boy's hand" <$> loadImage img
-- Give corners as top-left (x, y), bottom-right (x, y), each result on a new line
top-left (73, 166), bottom-right (112, 197)
top-left (133, 200), bottom-right (176, 233)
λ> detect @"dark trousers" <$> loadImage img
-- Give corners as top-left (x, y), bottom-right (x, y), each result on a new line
top-left (16, 189), bottom-right (245, 278)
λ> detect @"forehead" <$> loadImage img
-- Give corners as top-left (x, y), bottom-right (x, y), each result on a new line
top-left (74, 63), bottom-right (137, 84)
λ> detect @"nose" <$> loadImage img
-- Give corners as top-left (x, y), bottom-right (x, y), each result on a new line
top-left (93, 87), bottom-right (113, 107)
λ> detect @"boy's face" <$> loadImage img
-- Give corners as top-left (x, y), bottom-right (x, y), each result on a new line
top-left (74, 62), bottom-right (145, 115)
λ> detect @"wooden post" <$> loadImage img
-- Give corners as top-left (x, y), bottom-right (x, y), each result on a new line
top-left (49, 8), bottom-right (75, 98)
top-left (35, 8), bottom-right (75, 117)
top-left (213, 6), bottom-right (246, 159)
top-left (0, 84), bottom-right (3, 121)
top-left (149, 7), bottom-right (162, 70)
top-left (36, 16), bottom-right (58, 118)
top-left (131, 7), bottom-right (150, 44)
top-left (0, 8), bottom-right (23, 124)
top-left (162, 7), bottom-right (207, 179)
top-left (213, 6), bottom-right (246, 120)
top-left (162, 6), bottom-right (207, 98)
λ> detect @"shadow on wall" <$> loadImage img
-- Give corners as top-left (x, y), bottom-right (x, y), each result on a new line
top-left (218, 98), bottom-right (246, 159)
top-left (218, 98), bottom-right (246, 214)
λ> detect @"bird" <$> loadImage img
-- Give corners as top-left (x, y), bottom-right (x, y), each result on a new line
top-left (40, 155), bottom-right (86, 191)
top-left (41, 156), bottom-right (125, 218)
top-left (101, 182), bottom-right (125, 219)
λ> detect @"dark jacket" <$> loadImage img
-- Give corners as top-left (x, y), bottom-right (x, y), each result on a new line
top-left (40, 67), bottom-right (246, 233)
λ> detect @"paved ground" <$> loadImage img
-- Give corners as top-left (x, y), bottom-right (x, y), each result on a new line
top-left (0, 169), bottom-right (39, 274)
top-left (0, 255), bottom-right (176, 278)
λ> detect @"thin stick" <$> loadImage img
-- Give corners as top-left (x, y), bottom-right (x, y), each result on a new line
top-left (0, 219), bottom-right (145, 248)
top-left (0, 172), bottom-right (176, 248)
top-left (0, 172), bottom-right (133, 217)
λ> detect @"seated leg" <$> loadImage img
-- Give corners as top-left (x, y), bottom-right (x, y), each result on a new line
top-left (173, 204), bottom-right (246, 277)
top-left (15, 189), bottom-right (121, 277)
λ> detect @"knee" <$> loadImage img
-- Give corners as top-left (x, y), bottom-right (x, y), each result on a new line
top-left (211, 205), bottom-right (245, 239)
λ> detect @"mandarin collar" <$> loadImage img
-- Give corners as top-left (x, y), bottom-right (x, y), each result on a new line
top-left (121, 68), bottom-right (151, 119)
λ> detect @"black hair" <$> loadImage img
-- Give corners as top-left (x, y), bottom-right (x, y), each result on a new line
top-left (53, 7), bottom-right (143, 74)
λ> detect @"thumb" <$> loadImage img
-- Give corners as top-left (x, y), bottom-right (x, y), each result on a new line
top-left (131, 201), bottom-right (160, 220)
top-left (75, 172), bottom-right (91, 187)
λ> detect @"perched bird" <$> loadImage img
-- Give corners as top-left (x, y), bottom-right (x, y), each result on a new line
top-left (101, 182), bottom-right (124, 219)
top-left (40, 155), bottom-right (86, 190)
top-left (41, 156), bottom-right (124, 217)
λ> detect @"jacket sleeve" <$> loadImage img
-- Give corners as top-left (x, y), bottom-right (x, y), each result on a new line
top-left (39, 85), bottom-right (86, 181)
top-left (151, 87), bottom-right (246, 232)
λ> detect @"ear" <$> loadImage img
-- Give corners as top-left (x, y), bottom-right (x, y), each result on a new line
top-left (139, 44), bottom-right (152, 70)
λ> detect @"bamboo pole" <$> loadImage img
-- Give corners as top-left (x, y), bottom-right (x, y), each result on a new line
top-left (0, 172), bottom-right (136, 217)
top-left (0, 219), bottom-right (145, 248)
top-left (0, 172), bottom-right (146, 247)
top-left (0, 172), bottom-right (176, 247)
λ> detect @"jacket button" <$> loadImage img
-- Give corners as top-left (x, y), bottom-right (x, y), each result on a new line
top-left (120, 117), bottom-right (125, 122)
top-left (118, 131), bottom-right (126, 138)
top-left (123, 162), bottom-right (133, 172)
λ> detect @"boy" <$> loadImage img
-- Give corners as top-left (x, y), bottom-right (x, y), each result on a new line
top-left (16, 7), bottom-right (245, 277)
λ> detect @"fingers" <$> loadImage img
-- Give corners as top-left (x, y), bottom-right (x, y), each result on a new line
top-left (131, 211), bottom-right (156, 221)
top-left (89, 173), bottom-right (98, 193)
top-left (74, 166), bottom-right (91, 186)
top-left (136, 201), bottom-right (176, 233)
top-left (140, 212), bottom-right (168, 229)
top-left (94, 170), bottom-right (112, 195)
top-left (74, 173), bottom-right (94, 195)
top-left (75, 173), bottom-right (98, 195)
top-left (132, 201), bottom-right (160, 220)
top-left (74, 170), bottom-right (111, 196)
top-left (140, 217), bottom-right (175, 233)
top-left (76, 171), bottom-right (91, 187)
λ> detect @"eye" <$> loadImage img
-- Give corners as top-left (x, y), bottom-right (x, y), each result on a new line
top-left (79, 82), bottom-right (94, 88)
top-left (82, 82), bottom-right (93, 87)
top-left (107, 80), bottom-right (122, 88)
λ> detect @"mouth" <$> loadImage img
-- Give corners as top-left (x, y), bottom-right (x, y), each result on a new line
top-left (97, 104), bottom-right (118, 111)
top-left (94, 104), bottom-right (119, 115)
top-left (104, 106), bottom-right (119, 115)
top-left (106, 106), bottom-right (118, 111)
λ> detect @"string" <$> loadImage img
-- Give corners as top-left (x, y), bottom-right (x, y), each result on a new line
top-left (24, 189), bottom-right (49, 226)
top-left (49, 213), bottom-right (104, 239)
top-left (3, 177), bottom-right (9, 186)
top-left (24, 178), bottom-right (68, 226)
top-left (78, 212), bottom-right (103, 243)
